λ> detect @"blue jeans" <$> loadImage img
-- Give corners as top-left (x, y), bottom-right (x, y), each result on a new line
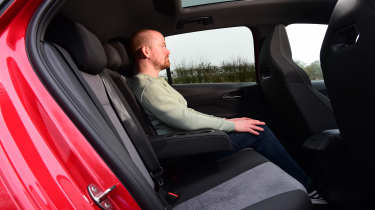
top-left (224, 126), bottom-right (311, 191)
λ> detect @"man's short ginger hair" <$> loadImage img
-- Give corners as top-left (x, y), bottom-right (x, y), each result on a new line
top-left (129, 29), bottom-right (160, 60)
top-left (127, 29), bottom-right (163, 76)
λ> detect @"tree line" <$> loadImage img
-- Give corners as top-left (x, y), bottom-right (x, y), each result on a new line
top-left (170, 58), bottom-right (323, 84)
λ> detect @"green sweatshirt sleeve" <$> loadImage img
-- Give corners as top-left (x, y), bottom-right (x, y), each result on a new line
top-left (140, 81), bottom-right (235, 132)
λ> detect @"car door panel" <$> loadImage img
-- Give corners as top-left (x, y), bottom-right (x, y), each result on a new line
top-left (173, 82), bottom-right (267, 120)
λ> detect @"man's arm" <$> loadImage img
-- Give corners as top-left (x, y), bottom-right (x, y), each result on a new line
top-left (141, 81), bottom-right (266, 135)
top-left (141, 81), bottom-right (235, 132)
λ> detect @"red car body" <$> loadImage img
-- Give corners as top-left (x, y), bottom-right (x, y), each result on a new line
top-left (0, 0), bottom-right (139, 209)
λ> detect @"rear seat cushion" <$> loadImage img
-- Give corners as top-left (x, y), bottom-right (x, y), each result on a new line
top-left (169, 149), bottom-right (306, 208)
top-left (242, 190), bottom-right (311, 210)
top-left (175, 162), bottom-right (306, 209)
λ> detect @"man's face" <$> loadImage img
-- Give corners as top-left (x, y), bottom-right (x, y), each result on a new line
top-left (148, 32), bottom-right (170, 70)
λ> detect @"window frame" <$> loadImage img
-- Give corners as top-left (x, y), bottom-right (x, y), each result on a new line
top-left (0, 0), bottom-right (13, 16)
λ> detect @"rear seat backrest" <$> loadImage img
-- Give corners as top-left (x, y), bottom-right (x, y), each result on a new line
top-left (46, 19), bottom-right (155, 188)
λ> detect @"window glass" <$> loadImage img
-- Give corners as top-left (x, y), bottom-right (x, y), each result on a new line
top-left (286, 24), bottom-right (327, 80)
top-left (164, 27), bottom-right (255, 84)
top-left (182, 0), bottom-right (240, 7)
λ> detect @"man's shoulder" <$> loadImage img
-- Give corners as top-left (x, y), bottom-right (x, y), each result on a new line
top-left (128, 74), bottom-right (164, 100)
top-left (129, 74), bottom-right (160, 90)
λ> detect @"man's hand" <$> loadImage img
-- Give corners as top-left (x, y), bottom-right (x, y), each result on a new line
top-left (227, 117), bottom-right (266, 135)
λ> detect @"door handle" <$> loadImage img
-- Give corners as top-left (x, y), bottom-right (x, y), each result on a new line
top-left (222, 95), bottom-right (242, 100)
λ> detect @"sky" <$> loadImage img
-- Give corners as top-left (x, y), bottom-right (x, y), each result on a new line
top-left (165, 24), bottom-right (328, 70)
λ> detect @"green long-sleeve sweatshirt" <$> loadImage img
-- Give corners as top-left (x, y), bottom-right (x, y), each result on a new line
top-left (128, 73), bottom-right (235, 135)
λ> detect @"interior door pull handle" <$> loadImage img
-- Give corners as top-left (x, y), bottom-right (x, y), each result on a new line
top-left (222, 95), bottom-right (242, 100)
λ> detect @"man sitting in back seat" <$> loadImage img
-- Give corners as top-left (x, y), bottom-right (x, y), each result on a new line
top-left (127, 29), bottom-right (325, 204)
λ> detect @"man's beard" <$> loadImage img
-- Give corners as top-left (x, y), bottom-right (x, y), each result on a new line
top-left (160, 57), bottom-right (170, 69)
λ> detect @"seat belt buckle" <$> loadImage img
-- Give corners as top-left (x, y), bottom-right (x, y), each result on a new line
top-left (151, 167), bottom-right (164, 188)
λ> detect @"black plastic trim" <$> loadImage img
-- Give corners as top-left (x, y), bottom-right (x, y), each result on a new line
top-left (0, 0), bottom-right (13, 16)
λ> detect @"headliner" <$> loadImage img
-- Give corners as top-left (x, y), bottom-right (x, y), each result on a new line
top-left (60, 0), bottom-right (336, 41)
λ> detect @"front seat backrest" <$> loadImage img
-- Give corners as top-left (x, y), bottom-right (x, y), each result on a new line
top-left (258, 25), bottom-right (337, 148)
top-left (321, 0), bottom-right (375, 164)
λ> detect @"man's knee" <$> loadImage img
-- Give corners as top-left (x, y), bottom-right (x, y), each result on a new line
top-left (258, 125), bottom-right (271, 136)
top-left (258, 125), bottom-right (279, 142)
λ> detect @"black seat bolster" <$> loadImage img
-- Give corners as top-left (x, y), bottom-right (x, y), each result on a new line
top-left (303, 129), bottom-right (342, 152)
top-left (150, 129), bottom-right (233, 159)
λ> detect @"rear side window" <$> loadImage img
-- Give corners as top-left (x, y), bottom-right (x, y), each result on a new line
top-left (286, 24), bottom-right (327, 80)
top-left (165, 27), bottom-right (255, 84)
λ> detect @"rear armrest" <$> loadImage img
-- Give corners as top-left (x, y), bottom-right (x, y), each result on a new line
top-left (150, 129), bottom-right (233, 159)
top-left (303, 129), bottom-right (342, 151)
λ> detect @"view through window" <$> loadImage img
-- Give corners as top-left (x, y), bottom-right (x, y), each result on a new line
top-left (286, 24), bottom-right (328, 80)
top-left (165, 27), bottom-right (255, 84)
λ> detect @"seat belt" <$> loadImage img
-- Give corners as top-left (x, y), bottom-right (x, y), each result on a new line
top-left (100, 72), bottom-right (165, 190)
top-left (166, 67), bottom-right (173, 84)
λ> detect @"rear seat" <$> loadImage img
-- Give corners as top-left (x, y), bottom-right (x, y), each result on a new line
top-left (46, 18), bottom-right (312, 210)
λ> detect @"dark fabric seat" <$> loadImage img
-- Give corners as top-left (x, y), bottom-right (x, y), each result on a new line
top-left (46, 18), bottom-right (311, 210)
top-left (258, 25), bottom-right (337, 150)
top-left (318, 0), bottom-right (375, 207)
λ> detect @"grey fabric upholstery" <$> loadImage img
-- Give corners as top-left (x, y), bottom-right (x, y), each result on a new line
top-left (168, 148), bottom-right (269, 202)
top-left (258, 25), bottom-right (337, 148)
top-left (81, 72), bottom-right (155, 188)
top-left (174, 162), bottom-right (306, 210)
top-left (243, 190), bottom-right (312, 210)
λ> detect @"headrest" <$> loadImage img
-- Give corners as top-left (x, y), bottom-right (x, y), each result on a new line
top-left (110, 42), bottom-right (130, 68)
top-left (259, 24), bottom-right (310, 84)
top-left (104, 44), bottom-right (122, 70)
top-left (47, 17), bottom-right (107, 75)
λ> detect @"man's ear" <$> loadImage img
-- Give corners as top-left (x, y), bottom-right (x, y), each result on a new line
top-left (140, 46), bottom-right (151, 58)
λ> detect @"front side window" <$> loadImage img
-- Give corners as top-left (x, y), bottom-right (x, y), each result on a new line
top-left (164, 27), bottom-right (255, 84)
top-left (286, 24), bottom-right (327, 80)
